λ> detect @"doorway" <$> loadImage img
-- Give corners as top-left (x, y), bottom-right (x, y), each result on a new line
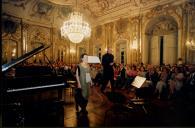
top-left (160, 36), bottom-right (164, 65)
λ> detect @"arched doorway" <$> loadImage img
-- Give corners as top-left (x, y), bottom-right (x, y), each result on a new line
top-left (94, 45), bottom-right (102, 61)
top-left (115, 39), bottom-right (128, 64)
top-left (145, 16), bottom-right (178, 65)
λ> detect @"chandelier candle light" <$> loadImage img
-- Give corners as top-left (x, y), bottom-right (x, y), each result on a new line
top-left (61, 11), bottom-right (91, 43)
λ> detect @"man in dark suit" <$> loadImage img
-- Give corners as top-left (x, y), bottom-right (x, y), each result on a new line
top-left (101, 48), bottom-right (114, 93)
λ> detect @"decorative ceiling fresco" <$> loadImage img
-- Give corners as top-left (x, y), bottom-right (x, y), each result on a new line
top-left (2, 0), bottom-right (186, 27)
top-left (82, 0), bottom-right (156, 17)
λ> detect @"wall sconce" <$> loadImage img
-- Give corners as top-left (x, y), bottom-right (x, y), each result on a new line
top-left (11, 48), bottom-right (16, 57)
top-left (70, 48), bottom-right (76, 54)
top-left (132, 39), bottom-right (138, 50)
top-left (186, 39), bottom-right (195, 50)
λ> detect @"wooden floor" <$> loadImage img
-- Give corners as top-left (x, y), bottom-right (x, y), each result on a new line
top-left (3, 85), bottom-right (194, 127)
top-left (63, 86), bottom-right (195, 127)
top-left (63, 86), bottom-right (114, 127)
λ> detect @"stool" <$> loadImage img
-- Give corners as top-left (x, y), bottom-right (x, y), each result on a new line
top-left (69, 84), bottom-right (77, 96)
top-left (64, 80), bottom-right (77, 103)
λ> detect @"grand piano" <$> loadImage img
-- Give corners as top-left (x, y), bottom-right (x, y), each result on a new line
top-left (2, 43), bottom-right (66, 127)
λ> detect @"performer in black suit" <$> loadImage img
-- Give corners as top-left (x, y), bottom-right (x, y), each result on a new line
top-left (101, 48), bottom-right (114, 93)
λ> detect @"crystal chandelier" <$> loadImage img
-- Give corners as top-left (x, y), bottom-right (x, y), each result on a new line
top-left (61, 11), bottom-right (91, 43)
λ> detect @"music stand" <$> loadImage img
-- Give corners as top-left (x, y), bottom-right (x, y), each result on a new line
top-left (129, 76), bottom-right (148, 114)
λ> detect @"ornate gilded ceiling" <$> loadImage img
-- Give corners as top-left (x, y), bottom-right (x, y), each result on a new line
top-left (2, 0), bottom-right (187, 28)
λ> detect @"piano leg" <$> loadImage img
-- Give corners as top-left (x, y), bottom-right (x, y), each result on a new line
top-left (58, 88), bottom-right (64, 101)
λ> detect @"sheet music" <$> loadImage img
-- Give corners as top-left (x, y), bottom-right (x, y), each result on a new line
top-left (131, 76), bottom-right (146, 88)
top-left (87, 56), bottom-right (100, 63)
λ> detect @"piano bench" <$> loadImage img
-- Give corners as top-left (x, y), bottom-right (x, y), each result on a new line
top-left (64, 80), bottom-right (77, 103)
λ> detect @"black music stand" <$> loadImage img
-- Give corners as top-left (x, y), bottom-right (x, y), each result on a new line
top-left (129, 76), bottom-right (148, 114)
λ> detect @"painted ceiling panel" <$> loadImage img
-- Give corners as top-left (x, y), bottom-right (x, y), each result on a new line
top-left (2, 0), bottom-right (186, 27)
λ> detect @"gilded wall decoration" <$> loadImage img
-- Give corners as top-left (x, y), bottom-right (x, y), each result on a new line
top-left (140, 0), bottom-right (159, 5)
top-left (95, 25), bottom-right (102, 39)
top-left (104, 22), bottom-right (114, 48)
top-left (60, 6), bottom-right (72, 17)
top-left (190, 17), bottom-right (195, 32)
top-left (26, 25), bottom-right (52, 63)
top-left (116, 18), bottom-right (129, 34)
top-left (47, 0), bottom-right (72, 5)
top-left (82, 0), bottom-right (162, 19)
top-left (2, 22), bottom-right (22, 55)
top-left (83, 2), bottom-right (103, 17)
top-left (30, 1), bottom-right (53, 20)
top-left (37, 2), bottom-right (52, 14)
top-left (22, 23), bottom-right (30, 30)
top-left (143, 4), bottom-right (182, 36)
top-left (185, 1), bottom-right (195, 30)
top-left (97, 0), bottom-right (109, 11)
top-left (2, 16), bottom-right (22, 64)
top-left (184, 1), bottom-right (195, 14)
top-left (152, 20), bottom-right (177, 35)
top-left (2, 0), bottom-right (30, 9)
top-left (146, 5), bottom-right (164, 18)
top-left (146, 4), bottom-right (179, 19)
top-left (56, 5), bottom-right (73, 20)
top-left (28, 25), bottom-right (51, 45)
top-left (130, 16), bottom-right (140, 39)
top-left (83, 0), bottom-right (133, 18)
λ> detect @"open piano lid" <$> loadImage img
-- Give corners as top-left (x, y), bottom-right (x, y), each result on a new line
top-left (2, 42), bottom-right (66, 93)
top-left (1, 44), bottom-right (65, 127)
top-left (2, 43), bottom-right (51, 72)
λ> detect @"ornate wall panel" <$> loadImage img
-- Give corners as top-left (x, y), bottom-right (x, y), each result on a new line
top-left (26, 24), bottom-right (52, 64)
top-left (164, 33), bottom-right (177, 65)
top-left (2, 15), bottom-right (22, 64)
top-left (150, 36), bottom-right (159, 65)
top-left (185, 1), bottom-right (195, 64)
top-left (3, 0), bottom-right (194, 65)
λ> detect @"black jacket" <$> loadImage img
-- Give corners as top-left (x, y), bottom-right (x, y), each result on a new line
top-left (102, 53), bottom-right (114, 68)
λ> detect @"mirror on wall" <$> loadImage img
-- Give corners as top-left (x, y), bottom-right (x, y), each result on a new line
top-left (95, 46), bottom-right (102, 61)
top-left (79, 47), bottom-right (86, 58)
top-left (2, 40), bottom-right (18, 64)
top-left (115, 40), bottom-right (127, 64)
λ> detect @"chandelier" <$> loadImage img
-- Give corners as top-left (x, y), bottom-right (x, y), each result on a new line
top-left (61, 11), bottom-right (91, 43)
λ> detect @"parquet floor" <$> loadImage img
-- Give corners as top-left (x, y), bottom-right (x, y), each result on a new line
top-left (3, 85), bottom-right (194, 127)
top-left (63, 86), bottom-right (114, 127)
top-left (63, 86), bottom-right (195, 127)
top-left (63, 86), bottom-right (152, 127)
